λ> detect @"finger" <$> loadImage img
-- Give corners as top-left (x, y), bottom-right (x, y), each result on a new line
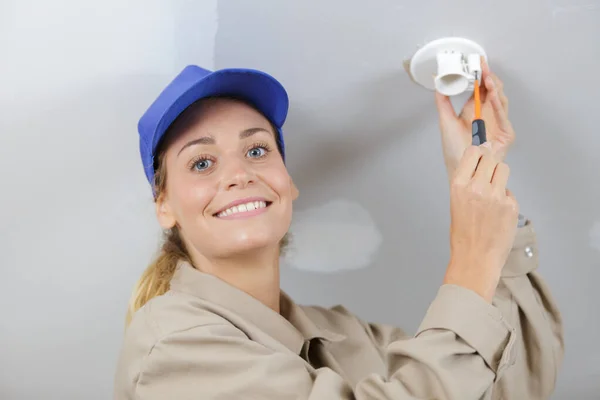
top-left (434, 91), bottom-right (458, 123)
top-left (481, 56), bottom-right (491, 82)
top-left (505, 188), bottom-right (517, 204)
top-left (505, 188), bottom-right (520, 213)
top-left (454, 146), bottom-right (482, 184)
top-left (486, 76), bottom-right (512, 132)
top-left (500, 93), bottom-right (509, 114)
top-left (458, 98), bottom-right (474, 121)
top-left (480, 59), bottom-right (506, 103)
top-left (488, 72), bottom-right (507, 110)
top-left (491, 162), bottom-right (510, 193)
top-left (473, 145), bottom-right (498, 183)
top-left (489, 72), bottom-right (504, 92)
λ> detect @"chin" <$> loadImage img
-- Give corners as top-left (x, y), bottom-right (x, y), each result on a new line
top-left (194, 210), bottom-right (292, 258)
top-left (210, 227), bottom-right (284, 257)
top-left (229, 232), bottom-right (280, 253)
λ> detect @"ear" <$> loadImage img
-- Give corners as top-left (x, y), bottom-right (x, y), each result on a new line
top-left (155, 194), bottom-right (177, 229)
top-left (290, 178), bottom-right (299, 200)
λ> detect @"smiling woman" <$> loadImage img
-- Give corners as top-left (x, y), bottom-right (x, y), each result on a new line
top-left (126, 92), bottom-right (295, 321)
top-left (114, 65), bottom-right (563, 400)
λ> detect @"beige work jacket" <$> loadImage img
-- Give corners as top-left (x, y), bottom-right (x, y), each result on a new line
top-left (115, 221), bottom-right (564, 399)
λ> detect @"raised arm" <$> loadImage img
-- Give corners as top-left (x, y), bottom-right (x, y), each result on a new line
top-left (427, 55), bottom-right (564, 398)
top-left (361, 221), bottom-right (564, 400)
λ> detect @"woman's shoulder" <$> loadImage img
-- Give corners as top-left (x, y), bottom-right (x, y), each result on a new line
top-left (118, 291), bottom-right (233, 372)
top-left (125, 290), bottom-right (231, 345)
top-left (115, 291), bottom-right (237, 387)
top-left (115, 290), bottom-right (245, 397)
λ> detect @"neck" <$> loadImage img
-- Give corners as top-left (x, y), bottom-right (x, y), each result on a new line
top-left (192, 246), bottom-right (282, 313)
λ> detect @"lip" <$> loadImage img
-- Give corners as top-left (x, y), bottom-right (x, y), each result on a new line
top-left (213, 196), bottom-right (271, 216)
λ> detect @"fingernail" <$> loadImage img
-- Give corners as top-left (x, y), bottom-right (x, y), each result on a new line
top-left (481, 142), bottom-right (492, 149)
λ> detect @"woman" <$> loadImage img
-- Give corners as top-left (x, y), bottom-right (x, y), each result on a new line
top-left (115, 60), bottom-right (564, 399)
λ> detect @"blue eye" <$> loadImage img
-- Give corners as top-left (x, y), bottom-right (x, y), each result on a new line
top-left (247, 146), bottom-right (267, 158)
top-left (193, 158), bottom-right (213, 171)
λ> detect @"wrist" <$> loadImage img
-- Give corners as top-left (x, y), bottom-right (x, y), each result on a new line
top-left (443, 273), bottom-right (497, 303)
top-left (444, 259), bottom-right (501, 303)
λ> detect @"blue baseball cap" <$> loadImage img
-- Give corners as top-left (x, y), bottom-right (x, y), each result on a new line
top-left (137, 65), bottom-right (289, 186)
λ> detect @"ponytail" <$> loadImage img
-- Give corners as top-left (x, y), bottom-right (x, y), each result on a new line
top-left (125, 228), bottom-right (191, 326)
top-left (125, 134), bottom-right (187, 327)
top-left (125, 228), bottom-right (291, 327)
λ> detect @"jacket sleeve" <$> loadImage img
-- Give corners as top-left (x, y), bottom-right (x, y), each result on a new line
top-left (489, 220), bottom-right (564, 399)
top-left (361, 220), bottom-right (564, 400)
top-left (119, 287), bottom-right (517, 400)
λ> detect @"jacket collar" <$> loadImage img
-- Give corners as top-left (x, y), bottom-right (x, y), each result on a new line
top-left (169, 261), bottom-right (344, 354)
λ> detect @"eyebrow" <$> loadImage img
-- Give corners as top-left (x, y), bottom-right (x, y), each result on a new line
top-left (177, 127), bottom-right (271, 156)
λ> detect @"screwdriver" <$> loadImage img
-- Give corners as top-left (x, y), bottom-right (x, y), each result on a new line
top-left (472, 72), bottom-right (487, 145)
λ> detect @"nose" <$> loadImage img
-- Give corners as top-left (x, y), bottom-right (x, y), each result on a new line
top-left (220, 157), bottom-right (256, 191)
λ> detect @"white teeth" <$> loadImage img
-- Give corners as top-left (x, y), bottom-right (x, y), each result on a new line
top-left (217, 201), bottom-right (268, 217)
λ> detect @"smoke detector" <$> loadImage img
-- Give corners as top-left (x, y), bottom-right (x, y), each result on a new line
top-left (404, 37), bottom-right (488, 97)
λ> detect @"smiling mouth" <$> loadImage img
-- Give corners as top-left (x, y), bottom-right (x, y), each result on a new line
top-left (214, 200), bottom-right (272, 218)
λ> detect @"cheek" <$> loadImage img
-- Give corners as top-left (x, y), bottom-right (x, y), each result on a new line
top-left (169, 173), bottom-right (216, 219)
top-left (264, 167), bottom-right (293, 198)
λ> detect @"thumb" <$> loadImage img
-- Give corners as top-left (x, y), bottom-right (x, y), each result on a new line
top-left (434, 91), bottom-right (458, 126)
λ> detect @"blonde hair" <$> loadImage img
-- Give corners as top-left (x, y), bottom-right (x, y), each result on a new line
top-left (125, 98), bottom-right (289, 327)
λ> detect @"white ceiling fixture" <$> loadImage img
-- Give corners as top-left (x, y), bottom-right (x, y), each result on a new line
top-left (404, 37), bottom-right (488, 97)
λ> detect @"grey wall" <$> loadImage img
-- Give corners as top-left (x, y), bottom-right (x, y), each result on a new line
top-left (214, 1), bottom-right (599, 399)
top-left (1, 0), bottom-right (598, 399)
top-left (0, 1), bottom-right (217, 399)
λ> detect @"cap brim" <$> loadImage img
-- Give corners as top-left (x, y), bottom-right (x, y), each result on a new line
top-left (150, 68), bottom-right (289, 153)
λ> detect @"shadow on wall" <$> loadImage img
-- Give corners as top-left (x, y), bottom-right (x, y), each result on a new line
top-left (499, 68), bottom-right (598, 221)
top-left (286, 69), bottom-right (435, 193)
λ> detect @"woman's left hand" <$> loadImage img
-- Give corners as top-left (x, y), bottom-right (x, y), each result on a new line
top-left (434, 57), bottom-right (515, 181)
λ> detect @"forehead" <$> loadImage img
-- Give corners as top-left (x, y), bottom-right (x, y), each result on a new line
top-left (168, 98), bottom-right (274, 144)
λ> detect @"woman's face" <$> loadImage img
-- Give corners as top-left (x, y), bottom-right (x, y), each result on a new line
top-left (156, 98), bottom-right (298, 260)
